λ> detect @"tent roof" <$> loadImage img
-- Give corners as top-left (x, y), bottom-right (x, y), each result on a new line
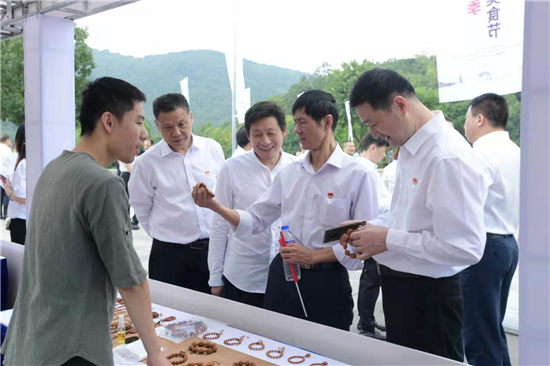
top-left (1, 0), bottom-right (139, 40)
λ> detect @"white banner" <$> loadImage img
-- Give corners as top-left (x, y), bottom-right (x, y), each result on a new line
top-left (345, 100), bottom-right (353, 142)
top-left (436, 0), bottom-right (525, 103)
top-left (180, 77), bottom-right (189, 105)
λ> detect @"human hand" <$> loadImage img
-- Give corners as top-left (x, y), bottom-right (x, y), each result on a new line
top-left (146, 352), bottom-right (171, 366)
top-left (348, 225), bottom-right (389, 260)
top-left (192, 183), bottom-right (218, 210)
top-left (211, 286), bottom-right (223, 297)
top-left (280, 244), bottom-right (314, 266)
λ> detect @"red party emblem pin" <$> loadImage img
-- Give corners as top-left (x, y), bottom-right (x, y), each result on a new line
top-left (205, 171), bottom-right (210, 176)
top-left (413, 178), bottom-right (418, 185)
top-left (328, 193), bottom-right (334, 199)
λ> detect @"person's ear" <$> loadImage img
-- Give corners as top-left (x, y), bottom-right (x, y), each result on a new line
top-left (100, 112), bottom-right (114, 133)
top-left (392, 96), bottom-right (408, 116)
top-left (324, 115), bottom-right (333, 131)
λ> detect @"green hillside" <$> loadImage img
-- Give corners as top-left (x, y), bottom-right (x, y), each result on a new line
top-left (90, 49), bottom-right (307, 138)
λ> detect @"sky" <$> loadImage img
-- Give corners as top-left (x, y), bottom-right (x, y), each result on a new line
top-left (76, 0), bottom-right (446, 73)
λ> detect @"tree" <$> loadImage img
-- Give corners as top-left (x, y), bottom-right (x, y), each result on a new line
top-left (0, 25), bottom-right (95, 126)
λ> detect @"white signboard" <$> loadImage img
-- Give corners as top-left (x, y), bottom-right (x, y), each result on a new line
top-left (436, 0), bottom-right (525, 102)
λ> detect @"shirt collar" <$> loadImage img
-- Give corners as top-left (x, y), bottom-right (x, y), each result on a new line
top-left (360, 157), bottom-right (377, 170)
top-left (301, 143), bottom-right (344, 173)
top-left (473, 131), bottom-right (510, 148)
top-left (159, 134), bottom-right (201, 157)
top-left (402, 111), bottom-right (445, 157)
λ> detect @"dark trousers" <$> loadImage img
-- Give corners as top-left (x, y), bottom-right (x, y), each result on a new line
top-left (0, 188), bottom-right (8, 219)
top-left (10, 218), bottom-right (26, 245)
top-left (222, 275), bottom-right (265, 308)
top-left (61, 357), bottom-right (96, 366)
top-left (121, 172), bottom-right (138, 224)
top-left (381, 267), bottom-right (464, 362)
top-left (461, 235), bottom-right (519, 366)
top-left (149, 238), bottom-right (210, 294)
top-left (358, 257), bottom-right (381, 331)
top-left (263, 254), bottom-right (353, 331)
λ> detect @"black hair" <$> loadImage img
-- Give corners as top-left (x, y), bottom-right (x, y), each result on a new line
top-left (153, 93), bottom-right (190, 120)
top-left (236, 126), bottom-right (249, 148)
top-left (0, 134), bottom-right (9, 143)
top-left (469, 93), bottom-right (508, 129)
top-left (360, 132), bottom-right (390, 152)
top-left (147, 138), bottom-right (155, 145)
top-left (79, 77), bottom-right (146, 136)
top-left (292, 90), bottom-right (339, 131)
top-left (14, 123), bottom-right (25, 170)
top-left (445, 116), bottom-right (453, 123)
top-left (349, 68), bottom-right (416, 111)
top-left (244, 101), bottom-right (287, 135)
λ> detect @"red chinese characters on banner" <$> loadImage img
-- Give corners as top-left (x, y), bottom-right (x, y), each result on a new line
top-left (467, 0), bottom-right (482, 15)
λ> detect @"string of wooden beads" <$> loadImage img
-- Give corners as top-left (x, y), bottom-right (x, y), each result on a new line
top-left (232, 362), bottom-right (257, 366)
top-left (224, 336), bottom-right (246, 346)
top-left (189, 341), bottom-right (218, 355)
top-left (166, 351), bottom-right (188, 365)
top-left (309, 362), bottom-right (328, 366)
top-left (266, 347), bottom-right (285, 359)
top-left (248, 340), bottom-right (265, 351)
top-left (203, 329), bottom-right (224, 340)
top-left (341, 229), bottom-right (357, 258)
top-left (184, 362), bottom-right (219, 366)
top-left (288, 353), bottom-right (311, 364)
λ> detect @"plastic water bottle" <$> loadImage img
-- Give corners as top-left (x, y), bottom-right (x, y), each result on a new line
top-left (281, 225), bottom-right (301, 281)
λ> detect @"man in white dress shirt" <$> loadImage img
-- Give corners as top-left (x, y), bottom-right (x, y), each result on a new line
top-left (462, 93), bottom-right (520, 366)
top-left (129, 93), bottom-right (225, 294)
top-left (0, 134), bottom-right (13, 219)
top-left (193, 90), bottom-right (380, 330)
top-left (356, 132), bottom-right (391, 339)
top-left (346, 69), bottom-right (487, 361)
top-left (209, 101), bottom-right (295, 307)
top-left (231, 126), bottom-right (251, 157)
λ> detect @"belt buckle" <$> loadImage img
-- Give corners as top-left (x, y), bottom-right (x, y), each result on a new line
top-left (301, 264), bottom-right (311, 270)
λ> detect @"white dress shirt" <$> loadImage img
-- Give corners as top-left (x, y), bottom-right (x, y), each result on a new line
top-left (357, 158), bottom-right (391, 214)
top-left (371, 112), bottom-right (488, 278)
top-left (231, 146), bottom-right (247, 157)
top-left (129, 135), bottom-right (225, 244)
top-left (209, 150), bottom-right (297, 292)
top-left (473, 131), bottom-right (520, 235)
top-left (382, 160), bottom-right (398, 194)
top-left (234, 144), bottom-right (380, 271)
top-left (8, 159), bottom-right (26, 220)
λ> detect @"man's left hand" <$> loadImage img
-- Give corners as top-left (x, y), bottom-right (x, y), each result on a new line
top-left (348, 225), bottom-right (389, 260)
top-left (280, 244), bottom-right (314, 266)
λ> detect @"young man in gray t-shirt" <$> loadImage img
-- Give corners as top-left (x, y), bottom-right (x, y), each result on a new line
top-left (1, 78), bottom-right (170, 366)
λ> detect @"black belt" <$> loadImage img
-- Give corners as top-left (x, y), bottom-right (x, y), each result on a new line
top-left (377, 263), bottom-right (425, 279)
top-left (188, 238), bottom-right (209, 250)
top-left (299, 262), bottom-right (343, 271)
top-left (487, 233), bottom-right (513, 240)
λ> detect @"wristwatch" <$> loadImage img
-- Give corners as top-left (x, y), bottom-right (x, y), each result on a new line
top-left (8, 191), bottom-right (14, 201)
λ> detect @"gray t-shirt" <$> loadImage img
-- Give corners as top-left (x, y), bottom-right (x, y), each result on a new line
top-left (1, 151), bottom-right (147, 366)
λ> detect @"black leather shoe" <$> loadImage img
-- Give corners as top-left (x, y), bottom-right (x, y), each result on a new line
top-left (360, 328), bottom-right (386, 341)
top-left (374, 322), bottom-right (387, 332)
top-left (131, 224), bottom-right (140, 230)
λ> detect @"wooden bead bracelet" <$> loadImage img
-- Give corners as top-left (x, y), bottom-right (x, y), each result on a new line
top-left (166, 351), bottom-right (188, 365)
top-left (185, 362), bottom-right (219, 366)
top-left (248, 340), bottom-right (265, 351)
top-left (341, 229), bottom-right (357, 258)
top-left (288, 353), bottom-right (311, 364)
top-left (233, 362), bottom-right (257, 366)
top-left (224, 336), bottom-right (245, 346)
top-left (203, 330), bottom-right (224, 340)
top-left (266, 347), bottom-right (285, 359)
top-left (189, 341), bottom-right (217, 355)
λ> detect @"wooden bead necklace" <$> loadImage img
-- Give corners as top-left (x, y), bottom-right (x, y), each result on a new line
top-left (166, 351), bottom-right (188, 365)
top-left (309, 362), bottom-right (328, 366)
top-left (266, 347), bottom-right (285, 359)
top-left (248, 340), bottom-right (265, 351)
top-left (232, 362), bottom-right (257, 366)
top-left (202, 330), bottom-right (224, 340)
top-left (223, 336), bottom-right (246, 346)
top-left (188, 341), bottom-right (218, 355)
top-left (288, 353), bottom-right (311, 364)
top-left (341, 229), bottom-right (358, 258)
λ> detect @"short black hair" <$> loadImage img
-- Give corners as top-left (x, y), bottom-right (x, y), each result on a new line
top-left (292, 90), bottom-right (339, 131)
top-left (469, 93), bottom-right (508, 129)
top-left (79, 77), bottom-right (146, 136)
top-left (445, 116), bottom-right (453, 123)
top-left (360, 132), bottom-right (390, 152)
top-left (153, 93), bottom-right (190, 120)
top-left (148, 138), bottom-right (155, 144)
top-left (244, 101), bottom-right (287, 135)
top-left (349, 68), bottom-right (416, 111)
top-left (236, 126), bottom-right (249, 148)
top-left (0, 134), bottom-right (9, 143)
